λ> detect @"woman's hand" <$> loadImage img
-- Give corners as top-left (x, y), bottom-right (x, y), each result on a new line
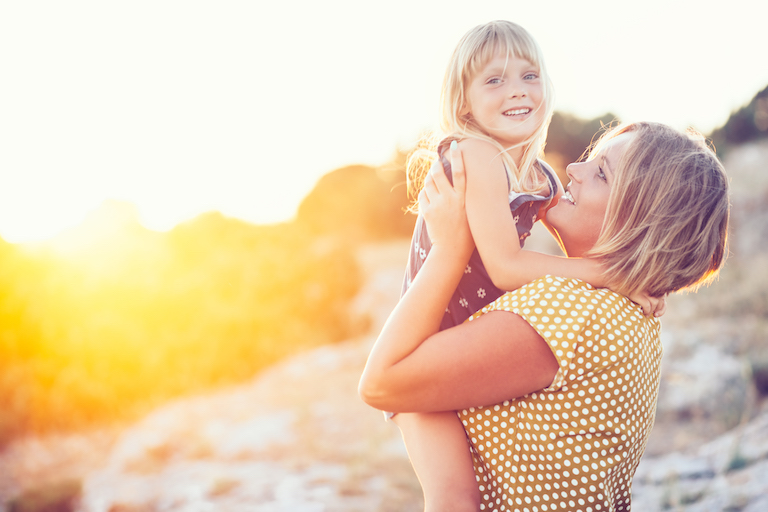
top-left (419, 141), bottom-right (474, 257)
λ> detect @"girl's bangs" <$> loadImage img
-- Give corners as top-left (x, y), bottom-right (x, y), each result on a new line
top-left (465, 33), bottom-right (541, 82)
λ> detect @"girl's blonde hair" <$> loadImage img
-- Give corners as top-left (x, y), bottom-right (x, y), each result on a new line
top-left (407, 20), bottom-right (555, 206)
top-left (587, 122), bottom-right (730, 297)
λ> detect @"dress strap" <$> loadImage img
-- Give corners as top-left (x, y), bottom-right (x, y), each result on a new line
top-left (537, 159), bottom-right (558, 201)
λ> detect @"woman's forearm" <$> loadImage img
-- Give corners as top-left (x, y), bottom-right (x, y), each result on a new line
top-left (359, 243), bottom-right (471, 405)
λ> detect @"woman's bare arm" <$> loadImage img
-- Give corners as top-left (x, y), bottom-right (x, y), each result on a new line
top-left (360, 306), bottom-right (559, 412)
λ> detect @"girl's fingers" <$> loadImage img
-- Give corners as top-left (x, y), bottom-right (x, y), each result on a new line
top-left (631, 291), bottom-right (666, 317)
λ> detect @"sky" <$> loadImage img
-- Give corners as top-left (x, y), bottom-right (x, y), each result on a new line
top-left (1, 0), bottom-right (766, 243)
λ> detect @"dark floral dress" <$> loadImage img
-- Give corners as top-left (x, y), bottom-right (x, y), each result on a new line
top-left (402, 141), bottom-right (558, 330)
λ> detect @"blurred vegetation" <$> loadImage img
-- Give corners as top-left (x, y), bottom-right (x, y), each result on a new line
top-left (543, 111), bottom-right (619, 175)
top-left (0, 150), bottom-right (416, 446)
top-left (544, 84), bottom-right (768, 180)
top-left (296, 162), bottom-right (415, 240)
top-left (711, 84), bottom-right (768, 156)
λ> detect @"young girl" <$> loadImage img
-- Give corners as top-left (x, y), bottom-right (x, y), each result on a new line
top-left (387, 21), bottom-right (652, 511)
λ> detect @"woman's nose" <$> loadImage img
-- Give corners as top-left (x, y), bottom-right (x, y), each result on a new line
top-left (566, 162), bottom-right (583, 182)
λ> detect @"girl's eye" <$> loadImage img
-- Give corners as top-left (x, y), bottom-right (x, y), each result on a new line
top-left (486, 77), bottom-right (503, 85)
top-left (524, 72), bottom-right (539, 80)
top-left (597, 167), bottom-right (607, 182)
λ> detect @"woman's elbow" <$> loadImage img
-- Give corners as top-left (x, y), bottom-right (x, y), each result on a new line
top-left (358, 371), bottom-right (403, 411)
top-left (358, 371), bottom-right (387, 410)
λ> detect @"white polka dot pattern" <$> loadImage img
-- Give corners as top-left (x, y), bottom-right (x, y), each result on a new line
top-left (461, 276), bottom-right (662, 511)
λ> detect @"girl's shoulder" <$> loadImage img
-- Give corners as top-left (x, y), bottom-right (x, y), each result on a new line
top-left (438, 135), bottom-right (498, 151)
top-left (436, 136), bottom-right (506, 181)
top-left (453, 136), bottom-right (498, 155)
top-left (442, 137), bottom-right (505, 169)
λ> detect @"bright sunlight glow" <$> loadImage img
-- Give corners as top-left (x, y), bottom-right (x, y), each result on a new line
top-left (1, 0), bottom-right (766, 242)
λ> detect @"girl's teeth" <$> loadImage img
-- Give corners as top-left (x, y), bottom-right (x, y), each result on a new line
top-left (563, 191), bottom-right (575, 204)
top-left (504, 108), bottom-right (531, 116)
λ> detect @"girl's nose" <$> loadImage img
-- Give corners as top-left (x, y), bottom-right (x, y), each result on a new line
top-left (507, 81), bottom-right (527, 98)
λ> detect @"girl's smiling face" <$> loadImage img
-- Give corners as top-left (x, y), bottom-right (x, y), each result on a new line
top-left (546, 132), bottom-right (636, 257)
top-left (464, 52), bottom-right (545, 150)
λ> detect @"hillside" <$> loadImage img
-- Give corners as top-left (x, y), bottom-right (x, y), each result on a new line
top-left (0, 139), bottom-right (766, 510)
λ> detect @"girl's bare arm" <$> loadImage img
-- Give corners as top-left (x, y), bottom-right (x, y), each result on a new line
top-left (459, 138), bottom-right (605, 292)
top-left (458, 139), bottom-right (663, 315)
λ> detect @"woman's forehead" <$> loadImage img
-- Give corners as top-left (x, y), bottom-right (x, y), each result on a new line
top-left (591, 131), bottom-right (635, 160)
top-left (596, 133), bottom-right (636, 180)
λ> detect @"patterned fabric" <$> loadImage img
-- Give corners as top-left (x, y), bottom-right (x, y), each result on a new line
top-left (460, 276), bottom-right (663, 511)
top-left (402, 140), bottom-right (558, 330)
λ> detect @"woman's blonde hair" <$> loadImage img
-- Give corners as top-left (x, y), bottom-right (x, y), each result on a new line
top-left (587, 122), bottom-right (730, 297)
top-left (407, 20), bottom-right (555, 207)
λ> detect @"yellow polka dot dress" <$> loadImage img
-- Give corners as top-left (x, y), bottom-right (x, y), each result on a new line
top-left (460, 276), bottom-right (662, 512)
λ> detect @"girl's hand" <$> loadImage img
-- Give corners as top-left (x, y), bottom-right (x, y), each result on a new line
top-left (650, 295), bottom-right (667, 317)
top-left (629, 291), bottom-right (667, 318)
top-left (419, 141), bottom-right (473, 257)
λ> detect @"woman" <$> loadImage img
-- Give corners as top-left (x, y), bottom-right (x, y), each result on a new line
top-left (359, 122), bottom-right (729, 511)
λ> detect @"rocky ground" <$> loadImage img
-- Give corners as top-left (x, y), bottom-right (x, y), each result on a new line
top-left (2, 141), bottom-right (767, 511)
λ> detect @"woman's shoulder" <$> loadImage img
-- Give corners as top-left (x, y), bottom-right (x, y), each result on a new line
top-left (472, 276), bottom-right (653, 326)
top-left (473, 275), bottom-right (662, 382)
